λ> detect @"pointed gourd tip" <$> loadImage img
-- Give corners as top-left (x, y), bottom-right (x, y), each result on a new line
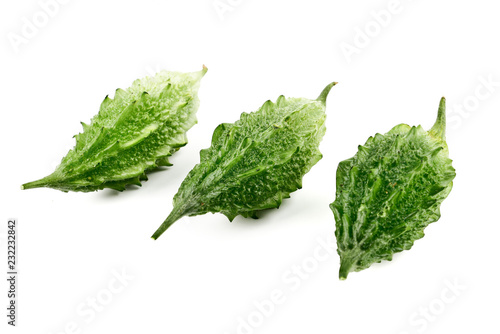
top-left (151, 222), bottom-right (171, 240)
top-left (338, 255), bottom-right (355, 280)
top-left (150, 228), bottom-right (166, 241)
top-left (429, 97), bottom-right (447, 141)
top-left (317, 81), bottom-right (337, 104)
top-left (150, 206), bottom-right (187, 240)
top-left (201, 65), bottom-right (208, 75)
top-left (21, 178), bottom-right (50, 190)
top-left (339, 269), bottom-right (349, 280)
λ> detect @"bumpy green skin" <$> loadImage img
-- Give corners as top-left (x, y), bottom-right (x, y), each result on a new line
top-left (22, 67), bottom-right (207, 192)
top-left (152, 82), bottom-right (336, 240)
top-left (330, 98), bottom-right (456, 279)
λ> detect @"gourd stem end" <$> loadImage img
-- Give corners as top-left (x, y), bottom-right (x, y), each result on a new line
top-left (317, 81), bottom-right (337, 105)
top-left (151, 205), bottom-right (189, 240)
top-left (429, 97), bottom-right (447, 141)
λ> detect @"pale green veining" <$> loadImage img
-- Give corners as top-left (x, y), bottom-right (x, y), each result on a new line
top-left (330, 98), bottom-right (456, 279)
top-left (22, 67), bottom-right (207, 192)
top-left (152, 82), bottom-right (337, 240)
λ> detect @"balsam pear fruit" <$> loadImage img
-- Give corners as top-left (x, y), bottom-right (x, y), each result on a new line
top-left (330, 98), bottom-right (456, 279)
top-left (22, 67), bottom-right (207, 192)
top-left (152, 82), bottom-right (337, 240)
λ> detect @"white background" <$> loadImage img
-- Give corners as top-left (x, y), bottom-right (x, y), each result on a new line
top-left (1, 0), bottom-right (499, 333)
